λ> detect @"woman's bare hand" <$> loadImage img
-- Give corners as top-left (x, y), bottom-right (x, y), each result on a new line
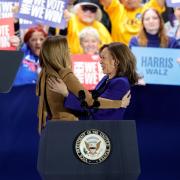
top-left (121, 90), bottom-right (131, 108)
top-left (47, 77), bottom-right (69, 97)
top-left (64, 9), bottom-right (72, 22)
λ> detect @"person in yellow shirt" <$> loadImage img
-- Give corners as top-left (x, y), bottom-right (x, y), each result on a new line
top-left (99, 0), bottom-right (165, 45)
top-left (64, 0), bottom-right (112, 54)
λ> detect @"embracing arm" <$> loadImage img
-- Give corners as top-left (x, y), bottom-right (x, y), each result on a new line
top-left (9, 35), bottom-right (21, 49)
top-left (98, 90), bottom-right (130, 109)
top-left (62, 72), bottom-right (131, 109)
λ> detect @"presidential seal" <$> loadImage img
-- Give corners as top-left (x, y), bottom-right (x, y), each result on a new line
top-left (75, 129), bottom-right (111, 164)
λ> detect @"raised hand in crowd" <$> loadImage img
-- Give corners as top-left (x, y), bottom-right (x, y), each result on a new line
top-left (99, 0), bottom-right (111, 8)
top-left (63, 9), bottom-right (73, 23)
top-left (47, 77), bottom-right (131, 108)
top-left (9, 35), bottom-right (21, 49)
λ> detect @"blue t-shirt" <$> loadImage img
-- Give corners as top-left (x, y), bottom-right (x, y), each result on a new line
top-left (13, 44), bottom-right (39, 86)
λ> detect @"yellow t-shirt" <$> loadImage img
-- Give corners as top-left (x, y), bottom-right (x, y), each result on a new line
top-left (67, 15), bottom-right (112, 54)
top-left (105, 0), bottom-right (165, 45)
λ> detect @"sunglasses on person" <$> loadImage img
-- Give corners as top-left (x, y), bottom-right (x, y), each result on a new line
top-left (81, 5), bottom-right (97, 13)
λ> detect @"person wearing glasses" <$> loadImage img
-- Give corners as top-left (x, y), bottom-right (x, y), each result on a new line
top-left (100, 0), bottom-right (165, 45)
top-left (63, 0), bottom-right (112, 54)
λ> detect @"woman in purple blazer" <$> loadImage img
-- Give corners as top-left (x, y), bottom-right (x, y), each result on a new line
top-left (48, 42), bottom-right (140, 120)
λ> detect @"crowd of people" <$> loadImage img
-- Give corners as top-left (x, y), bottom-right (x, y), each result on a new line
top-left (6, 0), bottom-right (179, 86)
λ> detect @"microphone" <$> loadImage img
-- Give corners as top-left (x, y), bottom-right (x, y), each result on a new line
top-left (91, 90), bottom-right (100, 110)
top-left (78, 90), bottom-right (89, 119)
top-left (78, 90), bottom-right (88, 108)
top-left (78, 90), bottom-right (86, 101)
top-left (78, 90), bottom-right (99, 120)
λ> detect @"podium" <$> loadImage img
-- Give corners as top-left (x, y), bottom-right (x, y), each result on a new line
top-left (37, 120), bottom-right (140, 180)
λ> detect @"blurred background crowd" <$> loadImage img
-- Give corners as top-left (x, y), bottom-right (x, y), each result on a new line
top-left (1, 0), bottom-right (180, 86)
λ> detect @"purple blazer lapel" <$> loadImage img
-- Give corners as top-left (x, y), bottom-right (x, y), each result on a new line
top-left (95, 75), bottom-right (108, 90)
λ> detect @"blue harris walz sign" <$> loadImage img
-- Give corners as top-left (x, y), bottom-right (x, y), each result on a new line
top-left (131, 47), bottom-right (180, 86)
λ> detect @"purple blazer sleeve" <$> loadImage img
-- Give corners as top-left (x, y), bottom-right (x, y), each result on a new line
top-left (64, 92), bottom-right (83, 112)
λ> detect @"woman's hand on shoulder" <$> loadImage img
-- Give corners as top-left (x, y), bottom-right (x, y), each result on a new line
top-left (47, 77), bottom-right (69, 97)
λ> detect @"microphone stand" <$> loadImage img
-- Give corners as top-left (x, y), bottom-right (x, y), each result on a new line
top-left (78, 90), bottom-right (91, 120)
top-left (78, 90), bottom-right (100, 120)
top-left (91, 90), bottom-right (100, 113)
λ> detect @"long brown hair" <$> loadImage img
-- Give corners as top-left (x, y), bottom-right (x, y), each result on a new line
top-left (37, 35), bottom-right (72, 133)
top-left (138, 8), bottom-right (169, 47)
top-left (99, 42), bottom-right (140, 85)
top-left (39, 35), bottom-right (71, 72)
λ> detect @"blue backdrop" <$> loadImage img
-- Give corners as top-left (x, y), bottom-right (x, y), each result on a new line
top-left (0, 84), bottom-right (180, 180)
